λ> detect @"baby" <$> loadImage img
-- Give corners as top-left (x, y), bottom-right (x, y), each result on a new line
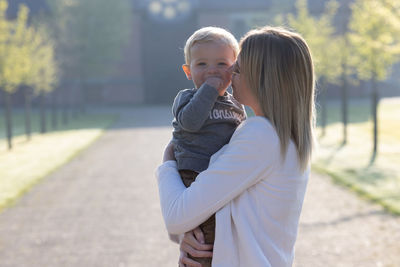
top-left (171, 26), bottom-right (246, 266)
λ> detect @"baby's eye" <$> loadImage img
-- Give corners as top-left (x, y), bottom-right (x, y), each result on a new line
top-left (197, 62), bottom-right (206, 66)
top-left (218, 62), bottom-right (228, 66)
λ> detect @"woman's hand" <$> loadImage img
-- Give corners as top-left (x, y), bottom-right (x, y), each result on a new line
top-left (179, 227), bottom-right (213, 267)
top-left (163, 141), bottom-right (176, 162)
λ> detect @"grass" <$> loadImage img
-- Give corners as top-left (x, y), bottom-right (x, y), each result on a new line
top-left (0, 109), bottom-right (118, 212)
top-left (313, 97), bottom-right (400, 215)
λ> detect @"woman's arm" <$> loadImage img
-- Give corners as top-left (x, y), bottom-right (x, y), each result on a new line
top-left (157, 120), bottom-right (279, 234)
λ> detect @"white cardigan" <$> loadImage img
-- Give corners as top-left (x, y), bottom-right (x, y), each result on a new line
top-left (156, 116), bottom-right (309, 267)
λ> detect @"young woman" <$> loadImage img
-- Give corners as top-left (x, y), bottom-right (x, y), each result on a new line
top-left (157, 26), bottom-right (316, 267)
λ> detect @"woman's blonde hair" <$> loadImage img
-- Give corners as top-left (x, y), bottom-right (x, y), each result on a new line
top-left (239, 26), bottom-right (316, 171)
top-left (184, 26), bottom-right (239, 64)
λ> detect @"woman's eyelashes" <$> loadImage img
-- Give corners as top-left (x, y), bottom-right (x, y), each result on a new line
top-left (233, 63), bottom-right (240, 74)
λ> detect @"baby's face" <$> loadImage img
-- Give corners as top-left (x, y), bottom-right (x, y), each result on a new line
top-left (186, 41), bottom-right (236, 89)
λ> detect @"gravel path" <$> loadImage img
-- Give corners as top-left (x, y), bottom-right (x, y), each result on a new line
top-left (294, 173), bottom-right (400, 267)
top-left (0, 106), bottom-right (399, 267)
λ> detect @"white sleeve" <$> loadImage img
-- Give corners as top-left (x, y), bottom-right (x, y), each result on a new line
top-left (156, 122), bottom-right (280, 234)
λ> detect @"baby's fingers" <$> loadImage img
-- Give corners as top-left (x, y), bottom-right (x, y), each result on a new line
top-left (181, 241), bottom-right (213, 258)
top-left (193, 227), bottom-right (205, 244)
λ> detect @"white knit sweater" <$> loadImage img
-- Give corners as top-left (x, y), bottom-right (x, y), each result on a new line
top-left (157, 116), bottom-right (309, 267)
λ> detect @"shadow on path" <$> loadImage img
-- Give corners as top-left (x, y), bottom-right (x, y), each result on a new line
top-left (299, 210), bottom-right (387, 229)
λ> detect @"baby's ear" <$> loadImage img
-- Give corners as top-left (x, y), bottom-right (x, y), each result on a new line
top-left (182, 64), bottom-right (192, 80)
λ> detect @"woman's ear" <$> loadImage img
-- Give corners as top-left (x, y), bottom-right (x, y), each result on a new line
top-left (182, 64), bottom-right (192, 80)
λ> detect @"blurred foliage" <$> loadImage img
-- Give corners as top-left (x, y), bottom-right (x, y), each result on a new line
top-left (30, 27), bottom-right (58, 94)
top-left (349, 0), bottom-right (400, 82)
top-left (0, 0), bottom-right (12, 92)
top-left (283, 0), bottom-right (400, 159)
top-left (0, 0), bottom-right (57, 94)
top-left (287, 0), bottom-right (341, 83)
top-left (348, 0), bottom-right (400, 160)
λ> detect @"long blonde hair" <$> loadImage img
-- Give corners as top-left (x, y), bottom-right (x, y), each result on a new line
top-left (239, 26), bottom-right (316, 171)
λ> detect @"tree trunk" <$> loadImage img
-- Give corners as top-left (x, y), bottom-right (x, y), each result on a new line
top-left (62, 103), bottom-right (69, 125)
top-left (24, 86), bottom-right (32, 141)
top-left (72, 83), bottom-right (79, 119)
top-left (79, 78), bottom-right (86, 115)
top-left (370, 75), bottom-right (379, 164)
top-left (320, 78), bottom-right (327, 137)
top-left (62, 84), bottom-right (69, 125)
top-left (341, 64), bottom-right (348, 145)
top-left (40, 92), bottom-right (47, 134)
top-left (72, 101), bottom-right (79, 119)
top-left (3, 91), bottom-right (13, 150)
top-left (79, 49), bottom-right (87, 115)
top-left (51, 89), bottom-right (58, 130)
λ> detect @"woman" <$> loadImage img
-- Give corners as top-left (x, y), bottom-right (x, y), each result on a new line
top-left (157, 26), bottom-right (315, 267)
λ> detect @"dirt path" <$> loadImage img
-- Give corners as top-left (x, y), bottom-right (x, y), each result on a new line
top-left (294, 172), bottom-right (400, 267)
top-left (0, 107), bottom-right (179, 267)
top-left (0, 106), bottom-right (398, 267)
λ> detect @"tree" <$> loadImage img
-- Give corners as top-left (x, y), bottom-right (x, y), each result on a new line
top-left (0, 0), bottom-right (30, 149)
top-left (16, 15), bottom-right (36, 141)
top-left (0, 0), bottom-right (58, 147)
top-left (337, 34), bottom-right (351, 145)
top-left (0, 0), bottom-right (11, 148)
top-left (349, 0), bottom-right (400, 163)
top-left (335, 25), bottom-right (362, 146)
top-left (287, 0), bottom-right (341, 137)
top-left (44, 0), bottom-right (74, 124)
top-left (30, 27), bottom-right (58, 134)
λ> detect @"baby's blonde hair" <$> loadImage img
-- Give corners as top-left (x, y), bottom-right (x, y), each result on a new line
top-left (184, 26), bottom-right (239, 65)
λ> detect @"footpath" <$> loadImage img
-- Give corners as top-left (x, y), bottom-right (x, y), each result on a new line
top-left (0, 106), bottom-right (399, 267)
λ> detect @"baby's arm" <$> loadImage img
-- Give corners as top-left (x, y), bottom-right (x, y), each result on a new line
top-left (172, 84), bottom-right (219, 132)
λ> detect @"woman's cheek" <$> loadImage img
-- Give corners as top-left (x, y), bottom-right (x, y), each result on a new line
top-left (232, 75), bottom-right (238, 88)
top-left (232, 80), bottom-right (238, 98)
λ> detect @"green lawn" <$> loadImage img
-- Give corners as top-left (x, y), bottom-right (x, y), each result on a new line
top-left (0, 109), bottom-right (118, 211)
top-left (313, 97), bottom-right (400, 215)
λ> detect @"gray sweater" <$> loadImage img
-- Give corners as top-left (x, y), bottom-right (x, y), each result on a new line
top-left (172, 83), bottom-right (246, 173)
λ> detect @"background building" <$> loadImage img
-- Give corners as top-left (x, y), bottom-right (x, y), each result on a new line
top-left (111, 0), bottom-right (271, 104)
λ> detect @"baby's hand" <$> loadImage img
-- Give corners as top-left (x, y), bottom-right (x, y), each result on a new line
top-left (205, 76), bottom-right (227, 96)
